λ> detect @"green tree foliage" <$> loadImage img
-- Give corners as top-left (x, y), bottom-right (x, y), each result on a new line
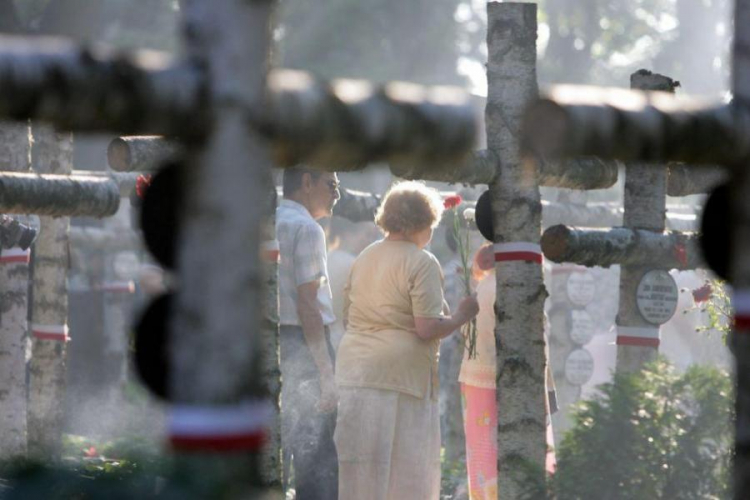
top-left (539, 0), bottom-right (730, 93)
top-left (552, 358), bottom-right (732, 499)
top-left (275, 0), bottom-right (476, 85)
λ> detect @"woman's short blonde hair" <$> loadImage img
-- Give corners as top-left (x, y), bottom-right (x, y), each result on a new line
top-left (375, 181), bottom-right (444, 235)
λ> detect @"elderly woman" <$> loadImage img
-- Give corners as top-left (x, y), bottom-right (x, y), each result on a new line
top-left (335, 181), bottom-right (479, 500)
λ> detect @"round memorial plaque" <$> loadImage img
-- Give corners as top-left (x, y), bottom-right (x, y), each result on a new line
top-left (636, 270), bottom-right (679, 325)
top-left (564, 348), bottom-right (594, 386)
top-left (569, 309), bottom-right (595, 346)
top-left (566, 271), bottom-right (596, 307)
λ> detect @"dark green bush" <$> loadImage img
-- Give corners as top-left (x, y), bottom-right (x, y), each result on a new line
top-left (552, 358), bottom-right (732, 500)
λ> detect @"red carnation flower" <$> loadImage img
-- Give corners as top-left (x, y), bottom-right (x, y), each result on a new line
top-left (692, 284), bottom-right (712, 303)
top-left (136, 174), bottom-right (153, 199)
top-left (443, 194), bottom-right (462, 210)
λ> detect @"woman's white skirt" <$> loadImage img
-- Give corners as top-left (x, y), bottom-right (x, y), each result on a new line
top-left (334, 386), bottom-right (441, 500)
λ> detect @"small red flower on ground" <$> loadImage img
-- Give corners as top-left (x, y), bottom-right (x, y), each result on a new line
top-left (84, 446), bottom-right (98, 457)
top-left (443, 194), bottom-right (462, 210)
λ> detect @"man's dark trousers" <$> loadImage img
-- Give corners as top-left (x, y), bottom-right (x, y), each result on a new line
top-left (280, 325), bottom-right (338, 500)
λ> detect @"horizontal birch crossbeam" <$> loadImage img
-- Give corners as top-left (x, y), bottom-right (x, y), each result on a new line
top-left (0, 36), bottom-right (479, 167)
top-left (111, 133), bottom-right (620, 189)
top-left (541, 224), bottom-right (703, 270)
top-left (72, 170), bottom-right (141, 197)
top-left (0, 172), bottom-right (120, 217)
top-left (522, 85), bottom-right (750, 167)
top-left (666, 163), bottom-right (728, 196)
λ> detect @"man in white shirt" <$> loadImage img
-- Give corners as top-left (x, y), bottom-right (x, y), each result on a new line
top-left (276, 166), bottom-right (340, 500)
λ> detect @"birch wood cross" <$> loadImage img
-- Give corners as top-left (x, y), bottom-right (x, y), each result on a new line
top-left (0, 0), bottom-right (482, 494)
top-left (524, 0), bottom-right (750, 495)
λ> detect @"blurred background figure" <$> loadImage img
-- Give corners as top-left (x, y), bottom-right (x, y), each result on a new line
top-left (326, 216), bottom-right (379, 349)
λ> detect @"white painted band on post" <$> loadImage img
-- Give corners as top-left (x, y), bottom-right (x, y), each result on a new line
top-left (168, 400), bottom-right (274, 452)
top-left (96, 281), bottom-right (135, 293)
top-left (31, 324), bottom-right (69, 342)
top-left (262, 239), bottom-right (280, 262)
top-left (170, 400), bottom-right (273, 436)
top-left (616, 325), bottom-right (660, 347)
top-left (733, 290), bottom-right (750, 331)
top-left (616, 326), bottom-right (660, 339)
top-left (733, 290), bottom-right (750, 315)
top-left (0, 247), bottom-right (31, 264)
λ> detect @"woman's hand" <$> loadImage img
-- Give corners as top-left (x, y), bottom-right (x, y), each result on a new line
top-left (317, 373), bottom-right (339, 413)
top-left (456, 294), bottom-right (479, 323)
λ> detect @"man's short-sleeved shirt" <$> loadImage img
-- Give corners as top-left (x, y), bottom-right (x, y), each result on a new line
top-left (336, 240), bottom-right (445, 400)
top-left (276, 199), bottom-right (335, 326)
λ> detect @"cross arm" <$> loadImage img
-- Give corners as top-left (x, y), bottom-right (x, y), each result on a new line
top-left (260, 69), bottom-right (477, 171)
top-left (541, 224), bottom-right (703, 270)
top-left (522, 85), bottom-right (750, 167)
top-left (0, 36), bottom-right (203, 136)
top-left (666, 163), bottom-right (728, 196)
top-left (0, 172), bottom-right (120, 217)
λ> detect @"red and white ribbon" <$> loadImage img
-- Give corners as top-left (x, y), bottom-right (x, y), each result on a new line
top-left (96, 281), bottom-right (135, 293)
top-left (0, 247), bottom-right (30, 264)
top-left (31, 324), bottom-right (69, 342)
top-left (494, 242), bottom-right (543, 264)
top-left (168, 400), bottom-right (273, 452)
top-left (733, 290), bottom-right (750, 331)
top-left (262, 240), bottom-right (280, 263)
top-left (616, 326), bottom-right (660, 348)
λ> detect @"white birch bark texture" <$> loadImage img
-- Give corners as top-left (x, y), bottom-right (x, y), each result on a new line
top-left (0, 172), bottom-right (119, 216)
top-left (522, 87), bottom-right (750, 167)
top-left (107, 136), bottom-right (180, 172)
top-left (730, 1), bottom-right (750, 497)
top-left (0, 120), bottom-right (30, 459)
top-left (616, 72), bottom-right (675, 374)
top-left (666, 163), bottom-right (728, 196)
top-left (169, 0), bottom-right (277, 494)
top-left (541, 225), bottom-right (703, 270)
top-left (27, 124), bottom-right (72, 457)
top-left (486, 3), bottom-right (548, 495)
top-left (0, 36), bottom-right (203, 136)
top-left (260, 190), bottom-right (281, 488)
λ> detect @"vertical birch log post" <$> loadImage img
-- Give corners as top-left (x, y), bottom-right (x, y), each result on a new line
top-left (615, 71), bottom-right (677, 374)
top-left (487, 3), bottom-right (548, 494)
top-left (167, 0), bottom-right (277, 494)
top-left (261, 188), bottom-right (281, 487)
top-left (27, 125), bottom-right (73, 457)
top-left (0, 121), bottom-right (31, 459)
top-left (730, 1), bottom-right (750, 496)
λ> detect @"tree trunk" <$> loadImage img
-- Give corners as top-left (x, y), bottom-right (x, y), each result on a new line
top-left (27, 124), bottom-right (72, 457)
top-left (167, 0), bottom-right (278, 496)
top-left (615, 72), bottom-right (674, 374)
top-left (0, 120), bottom-right (31, 459)
top-left (487, 4), bottom-right (548, 496)
top-left (0, 172), bottom-right (119, 217)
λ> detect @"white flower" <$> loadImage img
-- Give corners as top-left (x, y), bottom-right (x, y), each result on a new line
top-left (463, 208), bottom-right (476, 222)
